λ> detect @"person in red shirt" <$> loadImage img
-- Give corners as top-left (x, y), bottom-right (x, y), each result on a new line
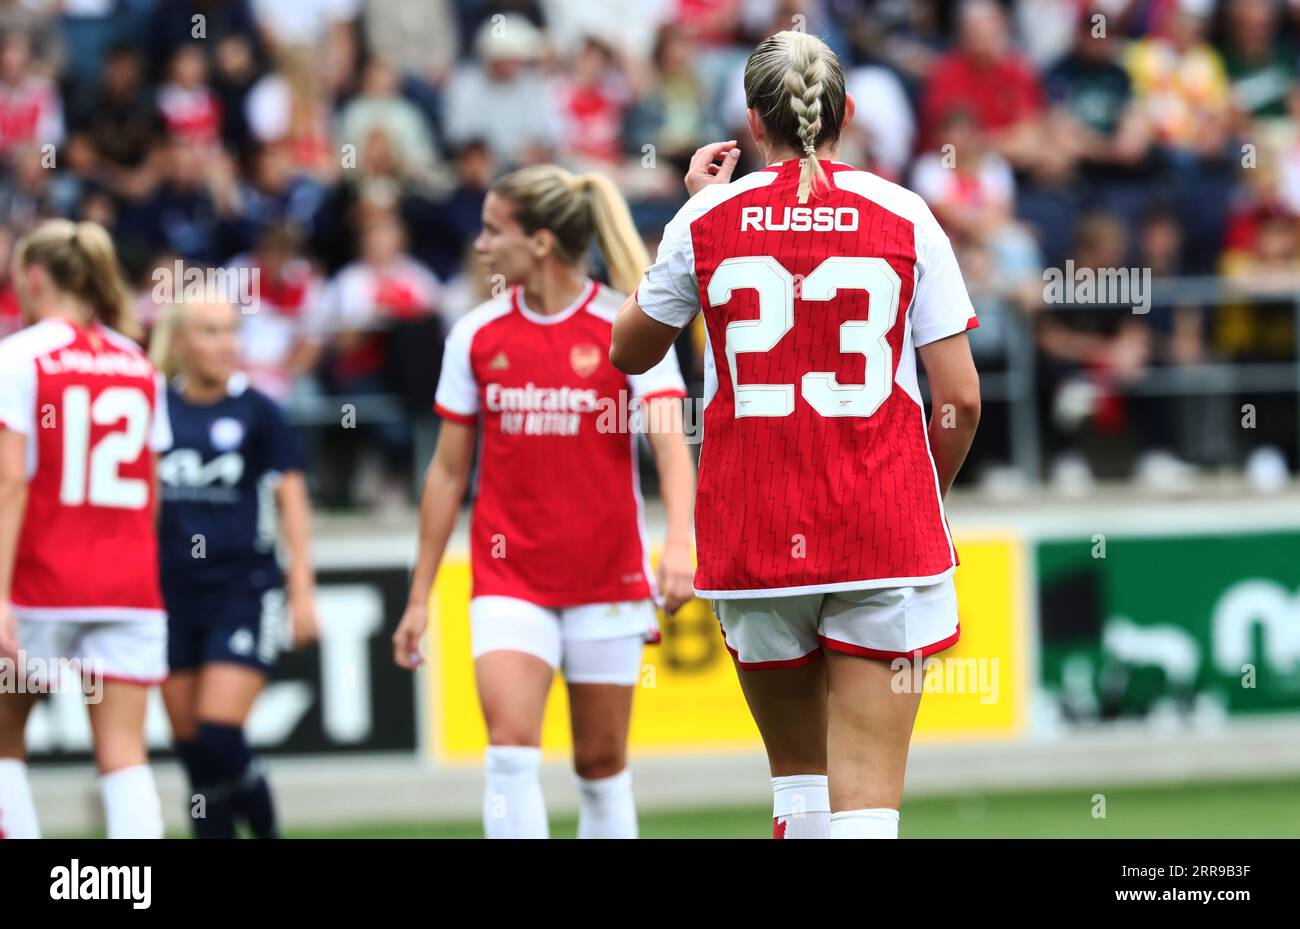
top-left (392, 165), bottom-right (696, 839)
top-left (157, 44), bottom-right (223, 149)
top-left (554, 37), bottom-right (631, 168)
top-left (919, 0), bottom-right (1044, 170)
top-left (0, 221), bottom-right (172, 839)
top-left (0, 30), bottom-right (63, 163)
top-left (612, 31), bottom-right (982, 839)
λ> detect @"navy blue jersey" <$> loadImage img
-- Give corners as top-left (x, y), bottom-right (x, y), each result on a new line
top-left (158, 373), bottom-right (307, 587)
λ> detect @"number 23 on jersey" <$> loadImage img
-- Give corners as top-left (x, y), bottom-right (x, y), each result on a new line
top-left (710, 255), bottom-right (900, 419)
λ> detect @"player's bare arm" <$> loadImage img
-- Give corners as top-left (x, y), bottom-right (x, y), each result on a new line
top-left (277, 470), bottom-right (319, 648)
top-left (0, 427), bottom-right (27, 661)
top-left (918, 331), bottom-right (982, 498)
top-left (644, 397), bottom-right (696, 615)
top-left (394, 419), bottom-right (477, 670)
top-left (610, 295), bottom-right (682, 375)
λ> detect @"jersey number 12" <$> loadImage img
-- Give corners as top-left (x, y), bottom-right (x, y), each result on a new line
top-left (59, 385), bottom-right (152, 509)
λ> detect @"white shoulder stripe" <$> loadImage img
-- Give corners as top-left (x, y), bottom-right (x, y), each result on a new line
top-left (449, 296), bottom-right (514, 340)
top-left (832, 170), bottom-right (941, 239)
top-left (584, 283), bottom-right (626, 323)
top-left (678, 169), bottom-right (780, 228)
top-left (99, 325), bottom-right (147, 355)
top-left (0, 319), bottom-right (76, 360)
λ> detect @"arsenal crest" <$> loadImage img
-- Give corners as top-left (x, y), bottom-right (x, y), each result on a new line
top-left (570, 343), bottom-right (602, 378)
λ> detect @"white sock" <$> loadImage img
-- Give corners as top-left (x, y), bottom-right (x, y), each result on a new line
top-left (771, 774), bottom-right (831, 839)
top-left (576, 768), bottom-right (637, 839)
top-left (483, 745), bottom-right (548, 839)
top-left (0, 759), bottom-right (41, 839)
top-left (99, 765), bottom-right (164, 839)
top-left (831, 808), bottom-right (900, 839)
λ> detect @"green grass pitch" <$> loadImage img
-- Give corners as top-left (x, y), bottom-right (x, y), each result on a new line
top-left (280, 775), bottom-right (1300, 839)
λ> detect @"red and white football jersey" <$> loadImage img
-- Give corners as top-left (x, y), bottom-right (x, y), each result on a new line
top-left (0, 319), bottom-right (172, 620)
top-left (434, 280), bottom-right (686, 607)
top-left (637, 158), bottom-right (978, 598)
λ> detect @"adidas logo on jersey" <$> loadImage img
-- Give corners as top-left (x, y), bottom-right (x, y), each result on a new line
top-left (489, 352), bottom-right (510, 370)
top-left (740, 206), bottom-right (859, 233)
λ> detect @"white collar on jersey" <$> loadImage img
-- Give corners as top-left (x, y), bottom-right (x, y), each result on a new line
top-left (172, 371), bottom-right (249, 398)
top-left (512, 278), bottom-right (599, 325)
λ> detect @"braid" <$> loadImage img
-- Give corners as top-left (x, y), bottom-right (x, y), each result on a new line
top-left (785, 48), bottom-right (826, 160)
top-left (744, 32), bottom-right (843, 204)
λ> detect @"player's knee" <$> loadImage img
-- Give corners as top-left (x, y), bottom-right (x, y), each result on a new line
top-left (192, 722), bottom-right (253, 779)
top-left (93, 737), bottom-right (148, 775)
top-left (167, 707), bottom-right (199, 744)
top-left (572, 743), bottom-right (626, 780)
top-left (485, 726), bottom-right (540, 748)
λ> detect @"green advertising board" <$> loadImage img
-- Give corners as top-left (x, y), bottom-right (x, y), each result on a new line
top-left (1037, 531), bottom-right (1300, 720)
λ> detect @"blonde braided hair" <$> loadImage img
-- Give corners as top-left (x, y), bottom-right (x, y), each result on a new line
top-left (744, 31), bottom-right (846, 203)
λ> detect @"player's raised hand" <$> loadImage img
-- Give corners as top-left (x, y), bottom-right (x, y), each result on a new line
top-left (393, 602), bottom-right (428, 670)
top-left (0, 602), bottom-right (18, 665)
top-left (657, 539), bottom-right (696, 617)
top-left (684, 140), bottom-right (741, 197)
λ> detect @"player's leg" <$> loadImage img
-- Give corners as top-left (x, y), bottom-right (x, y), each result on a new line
top-left (566, 680), bottom-right (636, 838)
top-left (818, 579), bottom-right (961, 838)
top-left (821, 651), bottom-right (920, 838)
top-left (192, 662), bottom-right (273, 838)
top-left (87, 682), bottom-right (164, 838)
top-left (716, 596), bottom-right (831, 838)
top-left (82, 620), bottom-right (168, 838)
top-left (183, 579), bottom-right (286, 839)
top-left (471, 597), bottom-right (560, 838)
top-left (0, 619), bottom-right (55, 838)
top-left (161, 671), bottom-right (208, 833)
top-left (161, 673), bottom-right (199, 743)
top-left (0, 691), bottom-right (41, 839)
top-left (560, 607), bottom-right (648, 839)
top-left (160, 585), bottom-right (210, 835)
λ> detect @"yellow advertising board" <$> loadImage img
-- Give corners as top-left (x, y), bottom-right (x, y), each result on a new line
top-left (427, 534), bottom-right (1027, 763)
top-left (913, 535), bottom-right (1028, 742)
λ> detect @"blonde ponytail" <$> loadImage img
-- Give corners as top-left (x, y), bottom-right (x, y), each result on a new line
top-left (743, 31), bottom-right (846, 204)
top-left (491, 164), bottom-right (649, 296)
top-left (148, 302), bottom-right (184, 381)
top-left (574, 171), bottom-right (649, 295)
top-left (14, 219), bottom-right (139, 340)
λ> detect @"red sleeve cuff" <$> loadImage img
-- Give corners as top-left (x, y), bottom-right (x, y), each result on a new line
top-left (433, 403), bottom-right (478, 425)
top-left (966, 315), bottom-right (980, 331)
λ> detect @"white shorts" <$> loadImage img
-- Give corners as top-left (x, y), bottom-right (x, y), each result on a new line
top-left (469, 596), bottom-right (655, 685)
top-left (17, 618), bottom-right (168, 686)
top-left (713, 578), bottom-right (960, 669)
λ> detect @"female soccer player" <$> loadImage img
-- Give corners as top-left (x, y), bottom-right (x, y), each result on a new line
top-left (392, 165), bottom-right (696, 839)
top-left (149, 299), bottom-right (317, 839)
top-left (611, 31), bottom-right (982, 839)
top-left (0, 220), bottom-right (172, 838)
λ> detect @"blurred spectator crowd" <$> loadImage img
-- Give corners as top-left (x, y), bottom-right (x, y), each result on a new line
top-left (2, 0), bottom-right (1300, 502)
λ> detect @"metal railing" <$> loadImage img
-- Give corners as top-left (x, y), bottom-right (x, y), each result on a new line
top-left (279, 274), bottom-right (1300, 496)
top-left (965, 274), bottom-right (1300, 482)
